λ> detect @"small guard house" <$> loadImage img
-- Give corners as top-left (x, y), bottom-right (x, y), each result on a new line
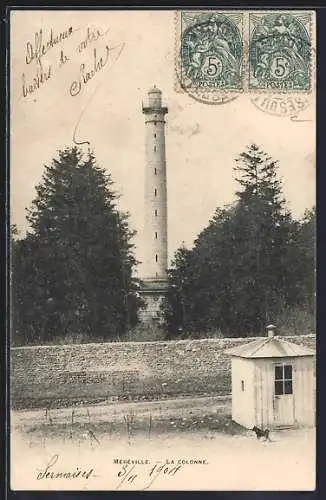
top-left (226, 325), bottom-right (315, 429)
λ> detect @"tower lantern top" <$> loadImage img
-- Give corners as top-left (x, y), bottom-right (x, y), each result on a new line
top-left (142, 85), bottom-right (167, 114)
top-left (148, 85), bottom-right (162, 94)
top-left (147, 85), bottom-right (163, 108)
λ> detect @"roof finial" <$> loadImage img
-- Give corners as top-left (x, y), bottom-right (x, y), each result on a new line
top-left (148, 85), bottom-right (162, 94)
top-left (266, 324), bottom-right (276, 338)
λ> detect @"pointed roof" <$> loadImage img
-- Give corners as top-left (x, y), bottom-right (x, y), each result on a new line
top-left (148, 85), bottom-right (162, 94)
top-left (226, 336), bottom-right (315, 359)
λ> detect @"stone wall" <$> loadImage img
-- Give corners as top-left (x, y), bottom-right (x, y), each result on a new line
top-left (10, 335), bottom-right (316, 409)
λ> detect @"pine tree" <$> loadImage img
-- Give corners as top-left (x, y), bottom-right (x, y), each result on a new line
top-left (12, 147), bottom-right (140, 345)
top-left (230, 144), bottom-right (298, 333)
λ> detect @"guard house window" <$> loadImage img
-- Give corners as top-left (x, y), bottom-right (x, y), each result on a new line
top-left (274, 364), bottom-right (293, 395)
top-left (155, 209), bottom-right (157, 216)
top-left (154, 168), bottom-right (157, 175)
top-left (154, 145), bottom-right (156, 152)
top-left (155, 232), bottom-right (158, 239)
top-left (155, 254), bottom-right (158, 262)
top-left (154, 188), bottom-right (157, 197)
top-left (154, 133), bottom-right (156, 138)
top-left (241, 380), bottom-right (245, 392)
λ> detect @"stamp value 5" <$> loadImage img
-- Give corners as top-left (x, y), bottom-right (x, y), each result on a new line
top-left (249, 12), bottom-right (312, 92)
top-left (180, 11), bottom-right (244, 92)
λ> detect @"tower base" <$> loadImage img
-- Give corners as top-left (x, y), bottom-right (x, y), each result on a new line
top-left (138, 277), bottom-right (168, 324)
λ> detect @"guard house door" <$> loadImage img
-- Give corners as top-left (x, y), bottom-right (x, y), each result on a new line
top-left (273, 363), bottom-right (294, 426)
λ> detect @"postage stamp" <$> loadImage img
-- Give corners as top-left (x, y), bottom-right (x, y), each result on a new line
top-left (178, 11), bottom-right (244, 95)
top-left (249, 11), bottom-right (312, 92)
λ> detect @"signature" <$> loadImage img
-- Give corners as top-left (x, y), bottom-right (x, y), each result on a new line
top-left (69, 42), bottom-right (125, 97)
top-left (36, 454), bottom-right (94, 480)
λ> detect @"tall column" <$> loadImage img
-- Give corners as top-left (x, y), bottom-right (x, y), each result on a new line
top-left (143, 86), bottom-right (168, 278)
top-left (139, 86), bottom-right (169, 323)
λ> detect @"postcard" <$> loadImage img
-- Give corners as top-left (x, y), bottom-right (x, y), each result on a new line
top-left (10, 9), bottom-right (316, 491)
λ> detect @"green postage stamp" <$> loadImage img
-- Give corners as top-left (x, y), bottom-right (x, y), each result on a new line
top-left (179, 11), bottom-right (244, 92)
top-left (249, 12), bottom-right (312, 91)
top-left (177, 11), bottom-right (313, 96)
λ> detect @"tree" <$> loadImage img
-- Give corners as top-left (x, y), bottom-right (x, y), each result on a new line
top-left (162, 244), bottom-right (192, 336)
top-left (12, 147), bottom-right (141, 345)
top-left (291, 207), bottom-right (315, 311)
top-left (163, 206), bottom-right (241, 336)
top-left (230, 143), bottom-right (298, 333)
top-left (164, 144), bottom-right (313, 337)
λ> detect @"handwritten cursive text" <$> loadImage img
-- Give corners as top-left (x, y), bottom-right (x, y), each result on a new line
top-left (36, 454), bottom-right (94, 480)
top-left (76, 27), bottom-right (110, 53)
top-left (22, 64), bottom-right (52, 98)
top-left (69, 42), bottom-right (125, 97)
top-left (116, 462), bottom-right (182, 490)
top-left (25, 27), bottom-right (74, 67)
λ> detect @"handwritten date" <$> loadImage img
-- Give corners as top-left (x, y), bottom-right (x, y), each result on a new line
top-left (116, 462), bottom-right (182, 490)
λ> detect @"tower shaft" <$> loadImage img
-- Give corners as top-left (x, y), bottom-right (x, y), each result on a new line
top-left (143, 91), bottom-right (168, 278)
top-left (139, 86), bottom-right (169, 324)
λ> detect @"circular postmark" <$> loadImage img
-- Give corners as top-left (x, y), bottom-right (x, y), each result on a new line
top-left (250, 93), bottom-right (311, 118)
top-left (175, 57), bottom-right (241, 106)
top-left (181, 86), bottom-right (240, 106)
top-left (177, 11), bottom-right (243, 105)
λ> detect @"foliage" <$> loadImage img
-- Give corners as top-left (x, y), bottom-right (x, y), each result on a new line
top-left (163, 144), bottom-right (315, 337)
top-left (12, 147), bottom-right (141, 345)
top-left (11, 144), bottom-right (315, 344)
top-left (121, 323), bottom-right (166, 342)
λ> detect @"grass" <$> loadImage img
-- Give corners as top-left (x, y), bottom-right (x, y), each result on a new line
top-left (12, 395), bottom-right (247, 449)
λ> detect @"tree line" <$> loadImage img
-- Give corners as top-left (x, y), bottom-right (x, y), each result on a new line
top-left (163, 144), bottom-right (315, 338)
top-left (11, 145), bottom-right (315, 345)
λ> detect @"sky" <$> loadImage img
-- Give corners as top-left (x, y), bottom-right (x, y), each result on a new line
top-left (10, 10), bottom-right (316, 275)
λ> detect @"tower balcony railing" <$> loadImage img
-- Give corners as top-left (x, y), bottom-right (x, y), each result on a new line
top-left (142, 100), bottom-right (168, 114)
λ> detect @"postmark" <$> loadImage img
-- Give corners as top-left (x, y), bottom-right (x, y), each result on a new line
top-left (249, 12), bottom-right (312, 92)
top-left (250, 93), bottom-right (311, 118)
top-left (177, 11), bottom-right (244, 104)
top-left (175, 59), bottom-right (239, 106)
top-left (182, 88), bottom-right (239, 106)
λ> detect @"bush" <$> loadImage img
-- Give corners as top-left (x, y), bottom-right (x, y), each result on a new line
top-left (274, 305), bottom-right (315, 336)
top-left (120, 323), bottom-right (166, 342)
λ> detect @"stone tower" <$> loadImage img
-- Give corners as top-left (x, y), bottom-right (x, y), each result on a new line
top-left (139, 86), bottom-right (169, 323)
